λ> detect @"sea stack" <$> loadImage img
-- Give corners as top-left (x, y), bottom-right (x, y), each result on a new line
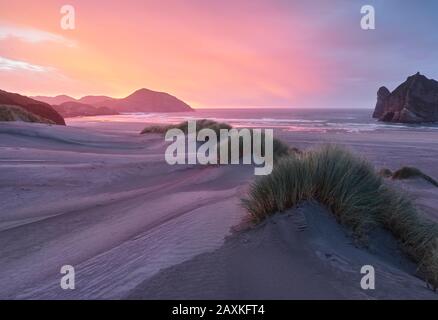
top-left (372, 72), bottom-right (438, 123)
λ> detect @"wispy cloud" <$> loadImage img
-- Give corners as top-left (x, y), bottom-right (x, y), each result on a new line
top-left (0, 23), bottom-right (76, 47)
top-left (0, 56), bottom-right (53, 72)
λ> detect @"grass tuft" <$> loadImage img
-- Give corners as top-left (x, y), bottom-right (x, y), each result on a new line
top-left (141, 119), bottom-right (296, 162)
top-left (392, 166), bottom-right (438, 187)
top-left (140, 119), bottom-right (232, 135)
top-left (140, 125), bottom-right (168, 134)
top-left (0, 104), bottom-right (54, 124)
top-left (378, 168), bottom-right (393, 178)
top-left (242, 144), bottom-right (438, 289)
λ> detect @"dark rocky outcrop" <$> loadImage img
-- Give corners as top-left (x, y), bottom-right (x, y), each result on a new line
top-left (0, 89), bottom-right (66, 125)
top-left (372, 72), bottom-right (438, 123)
top-left (372, 86), bottom-right (390, 119)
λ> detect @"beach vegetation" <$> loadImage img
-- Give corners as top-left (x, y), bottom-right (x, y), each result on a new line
top-left (142, 119), bottom-right (295, 164)
top-left (378, 168), bottom-right (393, 178)
top-left (242, 144), bottom-right (438, 289)
top-left (0, 104), bottom-right (54, 124)
top-left (141, 119), bottom-right (232, 135)
top-left (392, 166), bottom-right (438, 187)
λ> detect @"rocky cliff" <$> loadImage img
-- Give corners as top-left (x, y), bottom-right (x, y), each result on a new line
top-left (372, 72), bottom-right (438, 123)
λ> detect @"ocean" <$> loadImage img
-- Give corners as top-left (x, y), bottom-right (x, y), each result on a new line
top-left (69, 108), bottom-right (438, 133)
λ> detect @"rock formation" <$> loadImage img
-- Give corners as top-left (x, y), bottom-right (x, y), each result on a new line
top-left (373, 72), bottom-right (438, 123)
top-left (372, 86), bottom-right (390, 119)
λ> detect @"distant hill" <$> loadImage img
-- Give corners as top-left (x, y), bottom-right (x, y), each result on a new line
top-left (53, 101), bottom-right (119, 118)
top-left (33, 88), bottom-right (192, 114)
top-left (0, 89), bottom-right (66, 125)
top-left (93, 88), bottom-right (193, 112)
top-left (0, 104), bottom-right (55, 124)
top-left (31, 94), bottom-right (76, 105)
top-left (77, 95), bottom-right (111, 105)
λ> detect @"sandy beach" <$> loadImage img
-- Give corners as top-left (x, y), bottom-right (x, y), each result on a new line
top-left (0, 115), bottom-right (437, 299)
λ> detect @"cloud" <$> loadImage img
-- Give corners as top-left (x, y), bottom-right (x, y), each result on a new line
top-left (0, 56), bottom-right (52, 72)
top-left (0, 23), bottom-right (76, 47)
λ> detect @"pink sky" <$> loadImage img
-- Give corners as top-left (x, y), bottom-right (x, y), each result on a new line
top-left (2, 0), bottom-right (434, 108)
top-left (0, 0), bottom-right (341, 108)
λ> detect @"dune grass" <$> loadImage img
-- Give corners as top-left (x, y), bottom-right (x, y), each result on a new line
top-left (219, 128), bottom-right (294, 163)
top-left (141, 119), bottom-right (232, 135)
top-left (392, 166), bottom-right (438, 187)
top-left (378, 168), bottom-right (393, 178)
top-left (141, 119), bottom-right (295, 162)
top-left (0, 104), bottom-right (54, 124)
top-left (140, 125), bottom-right (168, 134)
top-left (242, 145), bottom-right (438, 289)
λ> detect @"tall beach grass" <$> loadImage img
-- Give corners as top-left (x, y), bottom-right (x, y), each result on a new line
top-left (392, 166), bottom-right (438, 187)
top-left (141, 119), bottom-right (294, 162)
top-left (242, 145), bottom-right (438, 289)
top-left (140, 119), bottom-right (232, 135)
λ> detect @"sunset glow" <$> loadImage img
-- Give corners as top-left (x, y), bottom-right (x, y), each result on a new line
top-left (1, 0), bottom-right (438, 107)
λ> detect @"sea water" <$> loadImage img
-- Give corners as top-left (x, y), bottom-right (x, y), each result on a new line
top-left (68, 108), bottom-right (438, 134)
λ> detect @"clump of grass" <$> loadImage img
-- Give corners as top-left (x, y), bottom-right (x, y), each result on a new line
top-left (378, 168), bottom-right (393, 178)
top-left (230, 129), bottom-right (295, 163)
top-left (243, 145), bottom-right (383, 234)
top-left (141, 119), bottom-right (296, 162)
top-left (140, 119), bottom-right (232, 135)
top-left (273, 137), bottom-right (295, 160)
top-left (392, 166), bottom-right (438, 187)
top-left (380, 190), bottom-right (438, 290)
top-left (242, 145), bottom-right (438, 289)
top-left (0, 104), bottom-right (54, 124)
top-left (420, 240), bottom-right (438, 291)
top-left (140, 125), bottom-right (168, 134)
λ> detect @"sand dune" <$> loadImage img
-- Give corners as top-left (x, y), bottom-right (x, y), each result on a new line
top-left (129, 203), bottom-right (435, 299)
top-left (0, 120), bottom-right (437, 299)
top-left (0, 122), bottom-right (252, 299)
